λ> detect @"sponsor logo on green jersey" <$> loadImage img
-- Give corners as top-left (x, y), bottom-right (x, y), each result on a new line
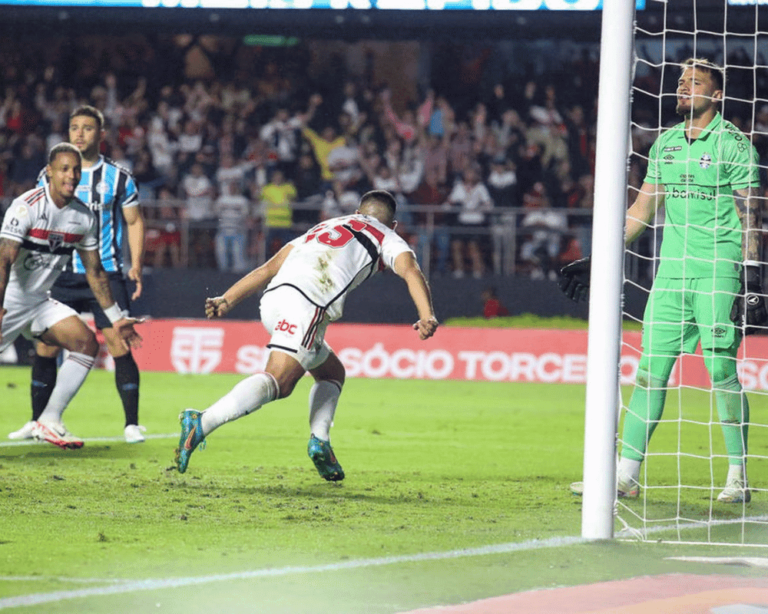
top-left (665, 186), bottom-right (716, 201)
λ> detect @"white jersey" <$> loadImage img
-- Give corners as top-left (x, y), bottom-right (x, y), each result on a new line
top-left (265, 213), bottom-right (412, 322)
top-left (0, 185), bottom-right (98, 302)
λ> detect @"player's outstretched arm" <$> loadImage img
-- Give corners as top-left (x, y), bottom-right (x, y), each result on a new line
top-left (393, 251), bottom-right (438, 340)
top-left (206, 243), bottom-right (294, 319)
top-left (79, 247), bottom-right (143, 350)
top-left (559, 183), bottom-right (664, 303)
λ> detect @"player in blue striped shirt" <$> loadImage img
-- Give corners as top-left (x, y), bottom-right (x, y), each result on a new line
top-left (8, 106), bottom-right (147, 444)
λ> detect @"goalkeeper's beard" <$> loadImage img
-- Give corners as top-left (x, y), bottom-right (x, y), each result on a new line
top-left (676, 100), bottom-right (695, 117)
top-left (676, 95), bottom-right (718, 119)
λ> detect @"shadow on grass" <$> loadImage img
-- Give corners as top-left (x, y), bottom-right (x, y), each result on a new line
top-left (0, 443), bottom-right (149, 462)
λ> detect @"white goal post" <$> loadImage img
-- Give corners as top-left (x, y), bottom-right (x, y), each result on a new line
top-left (583, 0), bottom-right (768, 545)
top-left (581, 0), bottom-right (635, 540)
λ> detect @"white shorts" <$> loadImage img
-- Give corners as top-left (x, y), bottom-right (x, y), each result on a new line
top-left (0, 295), bottom-right (78, 352)
top-left (259, 286), bottom-right (332, 371)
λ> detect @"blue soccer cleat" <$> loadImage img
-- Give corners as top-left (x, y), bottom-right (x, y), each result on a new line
top-left (175, 409), bottom-right (206, 473)
top-left (308, 434), bottom-right (345, 482)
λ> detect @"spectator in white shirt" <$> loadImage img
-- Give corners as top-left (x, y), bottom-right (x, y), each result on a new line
top-left (214, 182), bottom-right (252, 273)
top-left (259, 106), bottom-right (302, 177)
top-left (446, 165), bottom-right (493, 279)
top-left (180, 162), bottom-right (216, 267)
top-left (519, 181), bottom-right (567, 280)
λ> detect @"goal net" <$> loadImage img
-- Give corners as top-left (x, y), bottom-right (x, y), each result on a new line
top-left (618, 0), bottom-right (768, 546)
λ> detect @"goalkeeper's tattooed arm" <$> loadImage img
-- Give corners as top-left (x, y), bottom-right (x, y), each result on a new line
top-left (732, 187), bottom-right (767, 335)
top-left (734, 187), bottom-right (762, 263)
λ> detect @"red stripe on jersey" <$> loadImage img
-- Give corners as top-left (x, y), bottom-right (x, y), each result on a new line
top-left (23, 188), bottom-right (46, 207)
top-left (28, 228), bottom-right (84, 244)
top-left (365, 225), bottom-right (385, 245)
top-left (348, 218), bottom-right (385, 244)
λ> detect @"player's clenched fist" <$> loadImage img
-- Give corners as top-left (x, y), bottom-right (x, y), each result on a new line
top-left (413, 316), bottom-right (439, 340)
top-left (205, 296), bottom-right (231, 319)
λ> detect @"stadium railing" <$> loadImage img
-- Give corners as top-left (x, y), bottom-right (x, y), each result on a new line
top-left (0, 196), bottom-right (595, 279)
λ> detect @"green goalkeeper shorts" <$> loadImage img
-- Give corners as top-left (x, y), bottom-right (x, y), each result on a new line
top-left (641, 276), bottom-right (741, 354)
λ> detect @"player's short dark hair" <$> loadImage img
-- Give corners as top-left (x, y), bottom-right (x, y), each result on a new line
top-left (681, 58), bottom-right (725, 92)
top-left (70, 105), bottom-right (105, 131)
top-left (49, 142), bottom-right (81, 165)
top-left (360, 190), bottom-right (397, 215)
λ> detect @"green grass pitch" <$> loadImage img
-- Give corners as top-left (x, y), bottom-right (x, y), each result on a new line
top-left (0, 366), bottom-right (766, 613)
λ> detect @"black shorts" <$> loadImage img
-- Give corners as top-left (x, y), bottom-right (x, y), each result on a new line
top-left (50, 271), bottom-right (131, 330)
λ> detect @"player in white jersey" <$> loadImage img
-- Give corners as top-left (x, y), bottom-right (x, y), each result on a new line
top-left (0, 143), bottom-right (142, 450)
top-left (175, 190), bottom-right (438, 480)
top-left (9, 105), bottom-right (147, 445)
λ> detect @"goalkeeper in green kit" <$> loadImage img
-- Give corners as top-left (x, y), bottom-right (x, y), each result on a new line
top-left (560, 58), bottom-right (766, 503)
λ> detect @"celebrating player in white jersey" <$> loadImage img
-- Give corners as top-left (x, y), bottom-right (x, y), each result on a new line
top-left (175, 189), bottom-right (438, 480)
top-left (8, 105), bottom-right (147, 445)
top-left (0, 143), bottom-right (142, 450)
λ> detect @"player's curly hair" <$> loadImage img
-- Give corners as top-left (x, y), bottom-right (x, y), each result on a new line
top-left (48, 142), bottom-right (81, 165)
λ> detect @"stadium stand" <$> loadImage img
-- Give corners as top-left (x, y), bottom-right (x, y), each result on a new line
top-left (0, 35), bottom-right (602, 278)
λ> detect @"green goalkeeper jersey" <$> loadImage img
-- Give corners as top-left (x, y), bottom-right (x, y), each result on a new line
top-left (645, 112), bottom-right (760, 279)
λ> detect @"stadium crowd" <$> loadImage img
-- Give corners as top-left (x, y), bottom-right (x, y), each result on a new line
top-left (0, 35), bottom-right (610, 279)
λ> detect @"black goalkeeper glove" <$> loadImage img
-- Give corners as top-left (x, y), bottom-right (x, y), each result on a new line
top-left (730, 264), bottom-right (768, 336)
top-left (558, 257), bottom-right (591, 303)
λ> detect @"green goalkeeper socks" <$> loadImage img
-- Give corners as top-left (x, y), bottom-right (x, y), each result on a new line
top-left (621, 349), bottom-right (748, 468)
top-left (620, 354), bottom-right (677, 462)
top-left (713, 373), bottom-right (749, 464)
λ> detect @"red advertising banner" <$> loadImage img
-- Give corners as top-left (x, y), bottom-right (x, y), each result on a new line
top-left (103, 319), bottom-right (768, 390)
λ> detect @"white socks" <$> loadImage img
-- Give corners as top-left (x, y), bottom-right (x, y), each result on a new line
top-left (38, 352), bottom-right (95, 424)
top-left (200, 372), bottom-right (279, 436)
top-left (618, 458), bottom-right (746, 488)
top-left (308, 380), bottom-right (342, 441)
top-left (617, 457), bottom-right (641, 483)
top-left (198, 374), bottom-right (343, 441)
top-left (726, 463), bottom-right (746, 483)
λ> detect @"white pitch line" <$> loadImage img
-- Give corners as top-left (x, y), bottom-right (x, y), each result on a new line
top-left (0, 434), bottom-right (179, 447)
top-left (0, 536), bottom-right (586, 610)
top-left (6, 515), bottom-right (768, 609)
top-left (616, 514), bottom-right (768, 540)
top-left (0, 576), bottom-right (130, 584)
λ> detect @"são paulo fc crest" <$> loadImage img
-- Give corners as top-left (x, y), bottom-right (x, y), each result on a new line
top-left (48, 231), bottom-right (65, 252)
top-left (699, 153), bottom-right (712, 169)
